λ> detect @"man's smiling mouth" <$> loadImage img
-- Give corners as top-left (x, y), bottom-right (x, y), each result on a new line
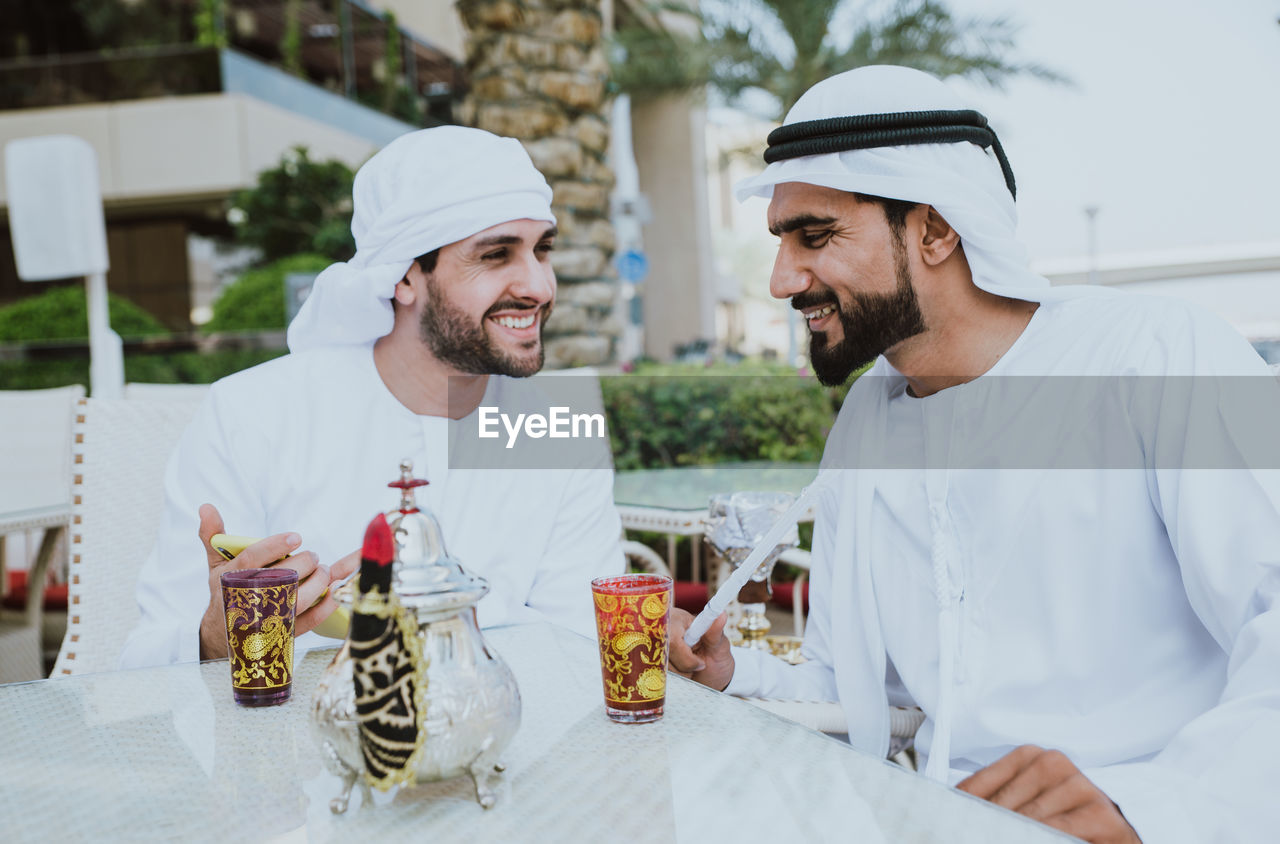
top-left (492, 313), bottom-right (536, 329)
top-left (802, 303), bottom-right (837, 326)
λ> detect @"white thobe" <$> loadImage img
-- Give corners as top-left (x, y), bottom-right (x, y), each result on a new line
top-left (120, 344), bottom-right (624, 669)
top-left (727, 292), bottom-right (1280, 843)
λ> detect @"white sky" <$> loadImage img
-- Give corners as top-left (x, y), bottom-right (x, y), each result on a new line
top-left (715, 0), bottom-right (1280, 266)
top-left (941, 0), bottom-right (1280, 262)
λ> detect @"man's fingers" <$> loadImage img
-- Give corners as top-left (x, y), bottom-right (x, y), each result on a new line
top-left (956, 744), bottom-right (1042, 799)
top-left (275, 550), bottom-right (319, 580)
top-left (330, 549), bottom-right (360, 582)
top-left (294, 561), bottom-right (330, 611)
top-left (696, 611), bottom-right (729, 649)
top-left (959, 747), bottom-right (1139, 843)
top-left (986, 749), bottom-right (1073, 812)
top-left (1040, 801), bottom-right (1134, 844)
top-left (667, 609), bottom-right (706, 674)
top-left (227, 533), bottom-right (303, 571)
top-left (1014, 772), bottom-right (1096, 822)
top-left (199, 504), bottom-right (227, 568)
top-left (295, 592), bottom-right (338, 637)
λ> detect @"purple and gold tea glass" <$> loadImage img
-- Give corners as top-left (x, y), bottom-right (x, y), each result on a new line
top-left (220, 568), bottom-right (298, 706)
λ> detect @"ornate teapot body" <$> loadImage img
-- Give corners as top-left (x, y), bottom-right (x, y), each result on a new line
top-left (311, 462), bottom-right (521, 813)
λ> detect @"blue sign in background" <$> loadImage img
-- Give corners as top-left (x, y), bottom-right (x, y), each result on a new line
top-left (616, 249), bottom-right (649, 282)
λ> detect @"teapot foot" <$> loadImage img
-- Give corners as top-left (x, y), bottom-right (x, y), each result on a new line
top-left (330, 772), bottom-right (357, 814)
top-left (322, 741), bottom-right (370, 815)
top-left (469, 742), bottom-right (504, 809)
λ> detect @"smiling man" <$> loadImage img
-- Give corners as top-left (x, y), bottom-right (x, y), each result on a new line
top-left (671, 67), bottom-right (1280, 844)
top-left (121, 127), bottom-right (623, 669)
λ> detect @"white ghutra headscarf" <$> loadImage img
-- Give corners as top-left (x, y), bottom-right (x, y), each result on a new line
top-left (735, 64), bottom-right (1093, 307)
top-left (287, 126), bottom-right (556, 353)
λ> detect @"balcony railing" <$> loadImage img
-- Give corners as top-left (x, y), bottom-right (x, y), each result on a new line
top-left (0, 0), bottom-right (464, 127)
top-left (0, 45), bottom-right (223, 110)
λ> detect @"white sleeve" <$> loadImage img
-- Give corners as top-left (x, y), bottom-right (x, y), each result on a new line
top-left (118, 390), bottom-right (268, 669)
top-left (517, 464), bottom-right (625, 640)
top-left (1086, 313), bottom-right (1280, 842)
top-left (725, 484), bottom-right (840, 701)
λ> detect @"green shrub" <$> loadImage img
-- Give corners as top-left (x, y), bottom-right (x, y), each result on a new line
top-left (602, 361), bottom-right (842, 471)
top-left (0, 348), bottom-right (287, 391)
top-left (0, 285), bottom-right (167, 343)
top-left (164, 348), bottom-right (287, 382)
top-left (203, 254), bottom-right (330, 333)
top-left (230, 147), bottom-right (356, 263)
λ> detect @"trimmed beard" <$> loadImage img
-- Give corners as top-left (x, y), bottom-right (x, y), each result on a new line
top-left (418, 274), bottom-right (547, 378)
top-left (800, 237), bottom-right (926, 387)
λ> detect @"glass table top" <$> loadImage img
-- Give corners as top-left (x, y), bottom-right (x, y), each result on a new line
top-left (613, 461), bottom-right (820, 512)
top-left (0, 623), bottom-right (1071, 843)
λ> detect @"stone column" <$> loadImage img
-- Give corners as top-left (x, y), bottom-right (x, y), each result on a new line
top-left (457, 0), bottom-right (619, 368)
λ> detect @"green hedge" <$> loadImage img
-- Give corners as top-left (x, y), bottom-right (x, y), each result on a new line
top-left (0, 348), bottom-right (288, 391)
top-left (602, 361), bottom-right (848, 471)
top-left (202, 253), bottom-right (331, 333)
top-left (0, 285), bottom-right (167, 343)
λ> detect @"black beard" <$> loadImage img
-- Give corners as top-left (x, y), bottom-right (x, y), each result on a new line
top-left (418, 276), bottom-right (547, 378)
top-left (797, 246), bottom-right (925, 387)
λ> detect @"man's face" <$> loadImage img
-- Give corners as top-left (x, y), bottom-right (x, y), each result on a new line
top-left (767, 182), bottom-right (926, 386)
top-left (417, 219), bottom-right (557, 378)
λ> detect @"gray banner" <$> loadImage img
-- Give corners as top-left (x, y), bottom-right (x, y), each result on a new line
top-left (448, 374), bottom-right (1280, 471)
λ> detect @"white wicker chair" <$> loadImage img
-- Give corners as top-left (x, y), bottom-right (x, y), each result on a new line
top-left (0, 384), bottom-right (84, 682)
top-left (52, 395), bottom-right (205, 676)
top-left (123, 382), bottom-right (212, 401)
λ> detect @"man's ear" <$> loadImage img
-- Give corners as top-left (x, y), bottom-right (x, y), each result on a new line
top-left (393, 263), bottom-right (424, 308)
top-left (919, 206), bottom-right (962, 267)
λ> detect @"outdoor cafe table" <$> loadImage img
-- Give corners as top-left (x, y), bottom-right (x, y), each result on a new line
top-left (613, 461), bottom-right (820, 582)
top-left (0, 622), bottom-right (1072, 843)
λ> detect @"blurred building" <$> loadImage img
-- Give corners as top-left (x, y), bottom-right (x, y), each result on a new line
top-left (1037, 242), bottom-right (1280, 362)
top-left (0, 1), bottom-right (464, 329)
top-left (0, 0), bottom-right (720, 366)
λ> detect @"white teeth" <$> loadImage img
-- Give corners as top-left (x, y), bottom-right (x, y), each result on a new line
top-left (495, 313), bottom-right (536, 329)
top-left (807, 304), bottom-right (836, 321)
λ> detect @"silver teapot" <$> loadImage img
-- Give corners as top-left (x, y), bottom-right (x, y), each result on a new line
top-left (311, 460), bottom-right (521, 813)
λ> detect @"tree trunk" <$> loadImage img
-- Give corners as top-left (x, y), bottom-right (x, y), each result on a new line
top-left (456, 0), bottom-right (618, 368)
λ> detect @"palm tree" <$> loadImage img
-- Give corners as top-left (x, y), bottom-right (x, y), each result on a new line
top-left (612, 0), bottom-right (1065, 120)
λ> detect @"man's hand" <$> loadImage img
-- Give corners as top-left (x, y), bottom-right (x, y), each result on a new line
top-left (296, 549), bottom-right (360, 636)
top-left (957, 745), bottom-right (1141, 844)
top-left (197, 503), bottom-right (341, 659)
top-left (668, 607), bottom-right (734, 691)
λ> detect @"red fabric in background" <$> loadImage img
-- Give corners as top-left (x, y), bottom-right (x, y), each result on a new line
top-left (3, 570), bottom-right (68, 611)
top-left (770, 580), bottom-right (810, 614)
top-left (672, 580), bottom-right (709, 615)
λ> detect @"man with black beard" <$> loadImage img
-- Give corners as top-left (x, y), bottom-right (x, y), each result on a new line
top-left (672, 66), bottom-right (1280, 844)
top-left (122, 127), bottom-right (624, 669)
top-left (786, 195), bottom-right (926, 386)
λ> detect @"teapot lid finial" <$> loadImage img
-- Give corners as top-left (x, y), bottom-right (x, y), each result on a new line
top-left (388, 459), bottom-right (429, 514)
top-left (382, 458), bottom-right (488, 612)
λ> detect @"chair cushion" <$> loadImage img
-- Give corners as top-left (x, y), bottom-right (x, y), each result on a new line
top-left (672, 580), bottom-right (709, 615)
top-left (3, 570), bottom-right (69, 611)
top-left (770, 580), bottom-right (809, 614)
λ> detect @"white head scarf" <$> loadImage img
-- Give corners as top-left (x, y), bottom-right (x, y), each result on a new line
top-left (735, 65), bottom-right (1078, 305)
top-left (286, 126), bottom-right (556, 353)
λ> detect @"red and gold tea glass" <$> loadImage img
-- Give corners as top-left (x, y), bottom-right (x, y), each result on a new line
top-left (591, 574), bottom-right (672, 723)
top-left (220, 567), bottom-right (298, 706)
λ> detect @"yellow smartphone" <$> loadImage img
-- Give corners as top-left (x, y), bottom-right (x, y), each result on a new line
top-left (209, 534), bottom-right (275, 565)
top-left (209, 533), bottom-right (349, 639)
